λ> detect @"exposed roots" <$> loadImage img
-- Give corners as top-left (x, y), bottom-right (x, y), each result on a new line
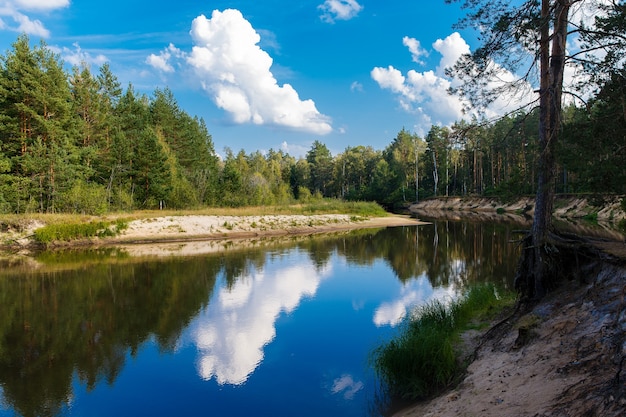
top-left (514, 230), bottom-right (616, 300)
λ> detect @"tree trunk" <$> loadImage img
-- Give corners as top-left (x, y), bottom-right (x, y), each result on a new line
top-left (432, 150), bottom-right (439, 196)
top-left (518, 0), bottom-right (570, 299)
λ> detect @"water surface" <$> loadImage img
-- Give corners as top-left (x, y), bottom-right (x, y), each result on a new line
top-left (0, 221), bottom-right (520, 417)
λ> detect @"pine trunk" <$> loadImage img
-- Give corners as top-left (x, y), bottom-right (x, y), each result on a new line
top-left (518, 0), bottom-right (570, 299)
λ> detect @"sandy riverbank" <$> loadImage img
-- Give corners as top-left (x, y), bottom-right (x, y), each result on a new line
top-left (0, 213), bottom-right (424, 251)
top-left (409, 195), bottom-right (626, 224)
top-left (392, 257), bottom-right (626, 417)
top-left (110, 214), bottom-right (422, 243)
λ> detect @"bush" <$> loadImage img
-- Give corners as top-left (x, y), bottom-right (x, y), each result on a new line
top-left (299, 199), bottom-right (387, 217)
top-left (58, 181), bottom-right (108, 215)
top-left (108, 186), bottom-right (134, 212)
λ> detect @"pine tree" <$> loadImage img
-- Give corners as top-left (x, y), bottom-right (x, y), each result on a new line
top-left (447, 0), bottom-right (626, 298)
top-left (0, 35), bottom-right (79, 212)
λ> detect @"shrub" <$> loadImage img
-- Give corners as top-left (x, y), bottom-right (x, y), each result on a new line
top-left (298, 199), bottom-right (387, 217)
top-left (372, 301), bottom-right (457, 399)
top-left (295, 186), bottom-right (312, 202)
top-left (58, 181), bottom-right (108, 215)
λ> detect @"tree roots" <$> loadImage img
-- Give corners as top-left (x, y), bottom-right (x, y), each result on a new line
top-left (514, 230), bottom-right (615, 301)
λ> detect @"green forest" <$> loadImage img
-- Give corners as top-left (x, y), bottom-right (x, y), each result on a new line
top-left (0, 34), bottom-right (624, 214)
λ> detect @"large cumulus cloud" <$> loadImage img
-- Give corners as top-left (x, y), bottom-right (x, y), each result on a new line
top-left (148, 9), bottom-right (332, 135)
top-left (372, 32), bottom-right (534, 132)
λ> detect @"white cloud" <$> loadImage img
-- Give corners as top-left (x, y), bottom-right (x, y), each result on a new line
top-left (569, 0), bottom-right (612, 28)
top-left (146, 43), bottom-right (183, 73)
top-left (373, 276), bottom-right (457, 327)
top-left (13, 0), bottom-right (69, 11)
top-left (0, 0), bottom-right (69, 37)
top-left (372, 32), bottom-right (534, 133)
top-left (565, 0), bottom-right (616, 101)
top-left (56, 43), bottom-right (108, 67)
top-left (281, 141), bottom-right (309, 158)
top-left (11, 11), bottom-right (47, 37)
top-left (371, 66), bottom-right (406, 94)
top-left (350, 81), bottom-right (363, 92)
top-left (432, 32), bottom-right (469, 76)
top-left (319, 0), bottom-right (363, 23)
top-left (402, 36), bottom-right (428, 65)
top-left (185, 9), bottom-right (332, 135)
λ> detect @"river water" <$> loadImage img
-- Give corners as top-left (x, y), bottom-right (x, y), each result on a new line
top-left (0, 220), bottom-right (521, 417)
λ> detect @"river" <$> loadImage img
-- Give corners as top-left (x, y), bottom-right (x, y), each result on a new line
top-left (0, 220), bottom-right (521, 417)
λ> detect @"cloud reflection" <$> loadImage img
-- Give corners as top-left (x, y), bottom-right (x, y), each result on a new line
top-left (192, 257), bottom-right (330, 385)
top-left (331, 374), bottom-right (364, 400)
top-left (373, 275), bottom-right (458, 327)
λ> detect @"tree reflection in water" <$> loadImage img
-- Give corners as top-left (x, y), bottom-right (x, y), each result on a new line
top-left (0, 221), bottom-right (522, 417)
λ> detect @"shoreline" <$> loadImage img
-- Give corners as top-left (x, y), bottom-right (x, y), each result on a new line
top-left (0, 214), bottom-right (425, 253)
top-left (109, 214), bottom-right (424, 244)
top-left (393, 257), bottom-right (626, 417)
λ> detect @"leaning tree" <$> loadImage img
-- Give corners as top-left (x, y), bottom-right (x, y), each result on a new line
top-left (446, 0), bottom-right (626, 299)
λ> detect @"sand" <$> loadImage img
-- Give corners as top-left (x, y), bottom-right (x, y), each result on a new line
top-left (109, 214), bottom-right (422, 243)
top-left (392, 261), bottom-right (626, 417)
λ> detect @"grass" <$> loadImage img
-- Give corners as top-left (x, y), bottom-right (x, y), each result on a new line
top-left (33, 220), bottom-right (128, 244)
top-left (371, 284), bottom-right (516, 400)
top-left (582, 211), bottom-right (598, 222)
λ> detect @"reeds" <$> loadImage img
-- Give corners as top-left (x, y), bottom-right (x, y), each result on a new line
top-left (372, 284), bottom-right (515, 400)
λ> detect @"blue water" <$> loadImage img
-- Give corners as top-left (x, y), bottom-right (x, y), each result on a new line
top-left (65, 255), bottom-right (411, 417)
top-left (0, 222), bottom-right (519, 417)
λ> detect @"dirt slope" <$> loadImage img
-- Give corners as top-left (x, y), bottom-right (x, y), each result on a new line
top-left (409, 195), bottom-right (625, 224)
top-left (395, 258), bottom-right (626, 417)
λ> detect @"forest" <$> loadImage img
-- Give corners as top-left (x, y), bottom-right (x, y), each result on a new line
top-left (0, 33), bottom-right (624, 214)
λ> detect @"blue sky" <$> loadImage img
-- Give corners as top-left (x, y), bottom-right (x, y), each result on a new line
top-left (0, 1), bottom-right (529, 157)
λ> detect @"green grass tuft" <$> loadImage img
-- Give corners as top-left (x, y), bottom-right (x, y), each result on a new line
top-left (296, 200), bottom-right (387, 217)
top-left (33, 220), bottom-right (127, 244)
top-left (582, 212), bottom-right (598, 222)
top-left (371, 284), bottom-right (515, 400)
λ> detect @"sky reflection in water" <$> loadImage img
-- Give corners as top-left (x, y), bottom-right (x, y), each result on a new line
top-left (191, 251), bottom-right (331, 385)
top-left (0, 222), bottom-right (520, 417)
